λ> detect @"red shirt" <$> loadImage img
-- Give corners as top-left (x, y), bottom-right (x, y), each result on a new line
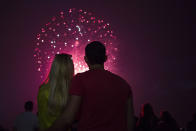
top-left (69, 69), bottom-right (131, 131)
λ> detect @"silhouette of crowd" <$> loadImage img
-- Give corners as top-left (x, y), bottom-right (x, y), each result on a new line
top-left (135, 103), bottom-right (181, 131)
top-left (138, 104), bottom-right (195, 131)
top-left (133, 103), bottom-right (196, 131)
top-left (0, 101), bottom-right (194, 131)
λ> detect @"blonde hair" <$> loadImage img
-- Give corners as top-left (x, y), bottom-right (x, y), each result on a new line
top-left (46, 53), bottom-right (74, 114)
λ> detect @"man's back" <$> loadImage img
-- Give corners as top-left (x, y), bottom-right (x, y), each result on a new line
top-left (14, 112), bottom-right (39, 131)
top-left (70, 69), bottom-right (131, 131)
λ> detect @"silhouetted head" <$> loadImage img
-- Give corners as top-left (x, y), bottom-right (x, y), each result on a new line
top-left (141, 103), bottom-right (154, 117)
top-left (24, 101), bottom-right (33, 112)
top-left (160, 111), bottom-right (173, 122)
top-left (85, 41), bottom-right (107, 66)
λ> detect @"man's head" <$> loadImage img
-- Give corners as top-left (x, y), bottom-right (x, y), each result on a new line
top-left (85, 41), bottom-right (107, 66)
top-left (24, 101), bottom-right (33, 112)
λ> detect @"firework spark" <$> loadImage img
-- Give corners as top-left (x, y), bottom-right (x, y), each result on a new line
top-left (34, 8), bottom-right (118, 79)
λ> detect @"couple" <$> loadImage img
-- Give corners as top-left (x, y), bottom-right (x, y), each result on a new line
top-left (38, 41), bottom-right (134, 131)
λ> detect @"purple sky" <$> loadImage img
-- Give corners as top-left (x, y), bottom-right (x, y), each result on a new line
top-left (0, 0), bottom-right (195, 129)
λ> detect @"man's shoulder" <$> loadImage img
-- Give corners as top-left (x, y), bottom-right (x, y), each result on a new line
top-left (24, 112), bottom-right (38, 121)
top-left (73, 72), bottom-right (84, 80)
top-left (73, 70), bottom-right (92, 79)
top-left (15, 112), bottom-right (29, 121)
top-left (108, 71), bottom-right (129, 84)
top-left (15, 112), bottom-right (24, 120)
top-left (73, 70), bottom-right (130, 86)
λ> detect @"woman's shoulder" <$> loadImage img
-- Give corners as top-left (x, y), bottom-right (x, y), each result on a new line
top-left (40, 82), bottom-right (50, 89)
top-left (38, 83), bottom-right (50, 95)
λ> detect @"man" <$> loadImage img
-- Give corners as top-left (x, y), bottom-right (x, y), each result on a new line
top-left (187, 113), bottom-right (196, 131)
top-left (49, 41), bottom-right (134, 131)
top-left (13, 101), bottom-right (39, 131)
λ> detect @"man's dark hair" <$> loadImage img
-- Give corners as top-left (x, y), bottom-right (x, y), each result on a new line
top-left (85, 41), bottom-right (106, 65)
top-left (24, 101), bottom-right (33, 111)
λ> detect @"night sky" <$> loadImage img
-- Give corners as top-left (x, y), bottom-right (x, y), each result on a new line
top-left (0, 0), bottom-right (195, 129)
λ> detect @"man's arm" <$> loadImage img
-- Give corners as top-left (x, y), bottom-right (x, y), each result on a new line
top-left (47, 95), bottom-right (82, 131)
top-left (127, 94), bottom-right (135, 131)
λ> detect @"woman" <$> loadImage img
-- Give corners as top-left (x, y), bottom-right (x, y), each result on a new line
top-left (37, 53), bottom-right (74, 131)
top-left (137, 103), bottom-right (159, 131)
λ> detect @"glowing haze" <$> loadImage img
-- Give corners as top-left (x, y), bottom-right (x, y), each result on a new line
top-left (34, 8), bottom-right (118, 80)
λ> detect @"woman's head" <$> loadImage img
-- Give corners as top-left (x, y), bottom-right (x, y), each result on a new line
top-left (47, 53), bottom-right (74, 114)
top-left (49, 53), bottom-right (74, 81)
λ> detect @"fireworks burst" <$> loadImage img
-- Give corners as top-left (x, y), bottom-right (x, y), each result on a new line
top-left (34, 8), bottom-right (118, 79)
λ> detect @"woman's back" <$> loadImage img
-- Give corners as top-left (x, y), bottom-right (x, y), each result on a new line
top-left (37, 83), bottom-right (64, 131)
top-left (37, 54), bottom-right (74, 131)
